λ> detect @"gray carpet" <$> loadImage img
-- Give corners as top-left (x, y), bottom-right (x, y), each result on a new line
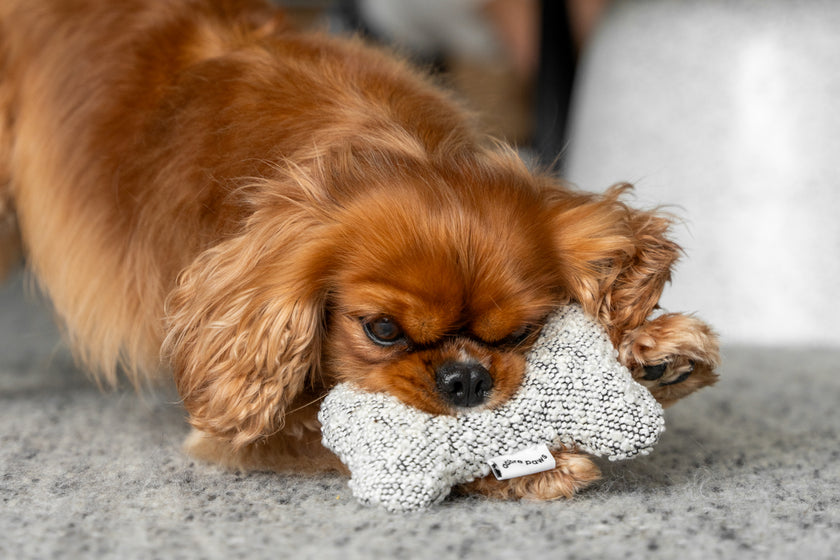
top-left (2, 272), bottom-right (838, 559)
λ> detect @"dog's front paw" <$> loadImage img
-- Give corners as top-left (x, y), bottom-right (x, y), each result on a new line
top-left (457, 450), bottom-right (601, 501)
top-left (619, 313), bottom-right (720, 407)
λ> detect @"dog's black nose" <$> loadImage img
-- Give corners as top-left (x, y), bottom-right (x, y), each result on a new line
top-left (435, 361), bottom-right (494, 408)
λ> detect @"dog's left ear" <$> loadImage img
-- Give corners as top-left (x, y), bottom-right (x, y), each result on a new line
top-left (549, 184), bottom-right (681, 342)
top-left (163, 217), bottom-right (329, 449)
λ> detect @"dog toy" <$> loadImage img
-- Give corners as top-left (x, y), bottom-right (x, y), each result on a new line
top-left (319, 304), bottom-right (665, 512)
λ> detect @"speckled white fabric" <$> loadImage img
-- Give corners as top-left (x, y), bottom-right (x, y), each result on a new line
top-left (319, 304), bottom-right (665, 512)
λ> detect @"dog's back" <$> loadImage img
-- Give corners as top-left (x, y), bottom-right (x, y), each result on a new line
top-left (0, 0), bottom-right (477, 385)
top-left (0, 0), bottom-right (273, 382)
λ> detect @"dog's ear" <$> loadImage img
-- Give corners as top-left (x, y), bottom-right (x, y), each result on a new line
top-left (550, 184), bottom-right (681, 342)
top-left (163, 217), bottom-right (329, 449)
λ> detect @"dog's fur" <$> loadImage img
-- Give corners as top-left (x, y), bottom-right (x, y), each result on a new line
top-left (0, 0), bottom-right (719, 500)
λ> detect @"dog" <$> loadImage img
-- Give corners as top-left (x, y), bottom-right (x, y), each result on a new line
top-left (0, 0), bottom-right (719, 500)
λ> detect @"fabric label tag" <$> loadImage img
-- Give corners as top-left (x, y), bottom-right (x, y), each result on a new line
top-left (487, 444), bottom-right (556, 480)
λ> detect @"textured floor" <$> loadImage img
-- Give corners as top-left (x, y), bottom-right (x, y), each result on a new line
top-left (2, 273), bottom-right (838, 559)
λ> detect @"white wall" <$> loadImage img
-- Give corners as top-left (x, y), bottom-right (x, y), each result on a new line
top-left (565, 0), bottom-right (840, 347)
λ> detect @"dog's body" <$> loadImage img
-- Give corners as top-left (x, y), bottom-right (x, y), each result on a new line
top-left (0, 0), bottom-right (718, 500)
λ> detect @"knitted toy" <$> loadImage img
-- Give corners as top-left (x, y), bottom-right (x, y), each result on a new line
top-left (319, 304), bottom-right (665, 512)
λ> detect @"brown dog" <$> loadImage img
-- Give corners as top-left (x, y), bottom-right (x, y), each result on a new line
top-left (0, 0), bottom-right (718, 500)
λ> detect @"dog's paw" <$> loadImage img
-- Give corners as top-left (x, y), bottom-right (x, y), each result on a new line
top-left (639, 356), bottom-right (697, 386)
top-left (619, 313), bottom-right (720, 407)
top-left (457, 450), bottom-right (601, 501)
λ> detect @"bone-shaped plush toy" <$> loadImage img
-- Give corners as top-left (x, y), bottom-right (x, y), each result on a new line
top-left (318, 304), bottom-right (665, 512)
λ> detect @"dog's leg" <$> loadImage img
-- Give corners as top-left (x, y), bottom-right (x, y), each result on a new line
top-left (184, 429), bottom-right (347, 475)
top-left (457, 448), bottom-right (601, 501)
top-left (0, 196), bottom-right (20, 280)
top-left (182, 400), bottom-right (347, 475)
top-left (577, 188), bottom-right (720, 406)
top-left (618, 312), bottom-right (720, 408)
top-left (0, 88), bottom-right (20, 279)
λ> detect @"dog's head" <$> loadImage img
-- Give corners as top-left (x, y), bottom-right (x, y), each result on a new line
top-left (321, 151), bottom-right (565, 415)
top-left (165, 146), bottom-right (657, 446)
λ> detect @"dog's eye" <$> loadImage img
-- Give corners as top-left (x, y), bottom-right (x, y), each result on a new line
top-left (362, 316), bottom-right (406, 346)
top-left (502, 324), bottom-right (537, 347)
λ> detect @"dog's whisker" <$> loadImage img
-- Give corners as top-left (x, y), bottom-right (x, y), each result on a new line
top-left (285, 394), bottom-right (328, 416)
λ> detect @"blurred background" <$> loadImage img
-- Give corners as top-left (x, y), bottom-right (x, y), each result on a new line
top-left (278, 0), bottom-right (840, 348)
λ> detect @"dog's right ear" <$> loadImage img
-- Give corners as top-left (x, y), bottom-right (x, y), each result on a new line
top-left (163, 215), bottom-right (330, 449)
